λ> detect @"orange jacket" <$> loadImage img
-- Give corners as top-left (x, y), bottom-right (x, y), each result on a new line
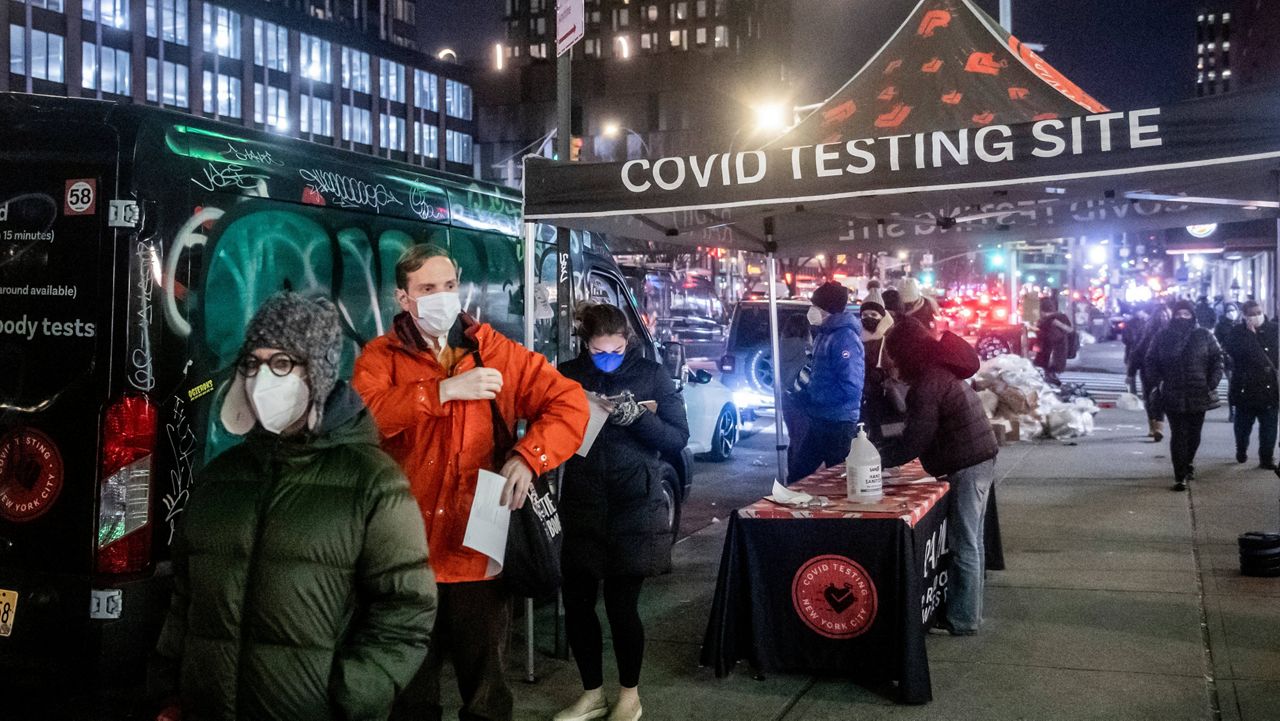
top-left (353, 314), bottom-right (589, 583)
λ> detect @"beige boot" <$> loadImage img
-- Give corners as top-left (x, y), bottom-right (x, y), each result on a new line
top-left (1150, 419), bottom-right (1164, 443)
top-left (553, 689), bottom-right (608, 721)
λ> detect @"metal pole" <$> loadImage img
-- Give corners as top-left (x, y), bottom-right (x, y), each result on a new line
top-left (552, 35), bottom-right (575, 666)
top-left (764, 217), bottom-right (788, 484)
top-left (1009, 245), bottom-right (1019, 326)
top-left (1000, 0), bottom-right (1012, 32)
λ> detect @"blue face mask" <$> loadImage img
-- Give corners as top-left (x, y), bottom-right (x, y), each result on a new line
top-left (591, 351), bottom-right (625, 373)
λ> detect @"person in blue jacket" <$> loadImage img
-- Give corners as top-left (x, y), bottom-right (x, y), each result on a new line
top-left (787, 281), bottom-right (865, 483)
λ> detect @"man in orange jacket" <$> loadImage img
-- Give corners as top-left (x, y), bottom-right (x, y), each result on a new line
top-left (354, 244), bottom-right (589, 721)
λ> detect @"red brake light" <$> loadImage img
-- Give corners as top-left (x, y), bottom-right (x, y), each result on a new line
top-left (97, 395), bottom-right (157, 574)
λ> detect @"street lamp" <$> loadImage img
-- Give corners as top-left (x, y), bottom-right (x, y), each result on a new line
top-left (601, 120), bottom-right (651, 159)
top-left (753, 102), bottom-right (788, 133)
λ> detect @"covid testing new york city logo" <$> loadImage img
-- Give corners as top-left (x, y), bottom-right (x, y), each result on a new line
top-left (792, 554), bottom-right (878, 639)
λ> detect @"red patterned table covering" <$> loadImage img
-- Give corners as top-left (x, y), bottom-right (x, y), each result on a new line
top-left (738, 460), bottom-right (949, 527)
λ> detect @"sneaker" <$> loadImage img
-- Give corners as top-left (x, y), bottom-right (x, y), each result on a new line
top-left (1237, 450), bottom-right (1248, 463)
top-left (1172, 480), bottom-right (1187, 492)
top-left (554, 691), bottom-right (609, 721)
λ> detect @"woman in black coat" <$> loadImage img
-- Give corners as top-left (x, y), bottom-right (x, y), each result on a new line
top-left (555, 304), bottom-right (690, 721)
top-left (1223, 301), bottom-right (1278, 469)
top-left (1146, 299), bottom-right (1224, 491)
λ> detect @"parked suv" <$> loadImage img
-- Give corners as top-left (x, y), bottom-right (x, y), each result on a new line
top-left (718, 300), bottom-right (813, 413)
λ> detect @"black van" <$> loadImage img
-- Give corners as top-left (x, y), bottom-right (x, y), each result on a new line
top-left (0, 94), bottom-right (692, 719)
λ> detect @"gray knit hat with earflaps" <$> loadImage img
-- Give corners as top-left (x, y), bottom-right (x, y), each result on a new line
top-left (239, 291), bottom-right (342, 430)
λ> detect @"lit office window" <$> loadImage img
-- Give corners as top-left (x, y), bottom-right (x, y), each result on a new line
top-left (83, 43), bottom-right (129, 93)
top-left (714, 25), bottom-right (728, 48)
top-left (696, 27), bottom-right (707, 45)
top-left (146, 57), bottom-right (189, 107)
top-left (414, 68), bottom-right (439, 111)
top-left (670, 2), bottom-right (688, 22)
top-left (342, 47), bottom-right (371, 93)
top-left (202, 71), bottom-right (241, 117)
top-left (696, 0), bottom-right (707, 18)
top-left (145, 0), bottom-right (188, 44)
top-left (10, 26), bottom-right (65, 82)
top-left (19, 0), bottom-right (65, 11)
top-left (299, 34), bottom-right (332, 83)
top-left (391, 0), bottom-right (415, 24)
top-left (669, 29), bottom-right (687, 48)
top-left (714, 0), bottom-right (726, 15)
top-left (254, 83), bottom-right (289, 131)
top-left (301, 94), bottom-right (333, 136)
top-left (202, 5), bottom-right (241, 59)
top-left (414, 121), bottom-right (438, 158)
top-left (379, 113), bottom-right (406, 151)
top-left (254, 19), bottom-right (288, 72)
top-left (379, 58), bottom-right (405, 102)
top-left (84, 0), bottom-right (130, 29)
top-left (446, 130), bottom-right (472, 164)
top-left (445, 79), bottom-right (472, 120)
top-left (342, 104), bottom-right (372, 144)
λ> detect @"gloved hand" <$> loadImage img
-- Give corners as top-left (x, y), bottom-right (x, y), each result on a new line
top-left (608, 391), bottom-right (645, 426)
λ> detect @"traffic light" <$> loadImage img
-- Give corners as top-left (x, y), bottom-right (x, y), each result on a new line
top-left (986, 251), bottom-right (1006, 270)
top-left (569, 136), bottom-right (583, 162)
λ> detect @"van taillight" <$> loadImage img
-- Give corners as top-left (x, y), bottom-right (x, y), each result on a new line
top-left (720, 354), bottom-right (736, 373)
top-left (97, 395), bottom-right (157, 574)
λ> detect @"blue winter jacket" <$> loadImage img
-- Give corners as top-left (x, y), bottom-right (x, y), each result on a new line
top-left (800, 312), bottom-right (865, 422)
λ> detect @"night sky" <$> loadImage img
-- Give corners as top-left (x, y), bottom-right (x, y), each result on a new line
top-left (418, 0), bottom-right (1203, 108)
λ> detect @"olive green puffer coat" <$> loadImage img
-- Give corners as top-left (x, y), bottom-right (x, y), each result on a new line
top-left (150, 384), bottom-right (437, 721)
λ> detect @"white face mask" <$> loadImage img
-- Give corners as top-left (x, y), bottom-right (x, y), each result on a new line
top-left (1247, 313), bottom-right (1265, 328)
top-left (245, 371), bottom-right (311, 435)
top-left (807, 306), bottom-right (827, 326)
top-left (416, 291), bottom-right (462, 339)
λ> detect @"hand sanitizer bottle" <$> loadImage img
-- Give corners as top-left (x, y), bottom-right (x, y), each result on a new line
top-left (846, 423), bottom-right (883, 499)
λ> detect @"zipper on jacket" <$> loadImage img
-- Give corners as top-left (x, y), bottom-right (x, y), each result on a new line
top-left (234, 448), bottom-right (284, 719)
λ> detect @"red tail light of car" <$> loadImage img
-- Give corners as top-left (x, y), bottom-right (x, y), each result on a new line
top-left (97, 395), bottom-right (157, 574)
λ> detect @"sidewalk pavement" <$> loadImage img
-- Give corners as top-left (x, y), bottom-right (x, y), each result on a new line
top-left (453, 404), bottom-right (1280, 720)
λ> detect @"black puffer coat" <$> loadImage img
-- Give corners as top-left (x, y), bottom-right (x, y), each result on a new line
top-left (882, 329), bottom-right (998, 477)
top-left (1224, 320), bottom-right (1279, 409)
top-left (558, 347), bottom-right (690, 579)
top-left (1146, 321), bottom-right (1224, 414)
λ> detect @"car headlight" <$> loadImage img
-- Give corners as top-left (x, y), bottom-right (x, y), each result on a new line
top-left (734, 390), bottom-right (775, 408)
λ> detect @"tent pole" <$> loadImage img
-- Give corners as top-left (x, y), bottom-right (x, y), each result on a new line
top-left (764, 217), bottom-right (789, 484)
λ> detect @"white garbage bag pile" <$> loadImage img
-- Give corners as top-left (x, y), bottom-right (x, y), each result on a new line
top-left (970, 353), bottom-right (1098, 440)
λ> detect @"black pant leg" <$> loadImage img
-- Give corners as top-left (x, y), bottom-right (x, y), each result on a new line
top-left (391, 584), bottom-right (452, 721)
top-left (448, 581), bottom-right (514, 721)
top-left (562, 572), bottom-right (605, 691)
top-left (1184, 411), bottom-right (1206, 472)
top-left (1259, 407), bottom-right (1279, 463)
top-left (1167, 412), bottom-right (1190, 480)
top-left (602, 576), bottom-right (646, 689)
top-left (1235, 406), bottom-right (1257, 456)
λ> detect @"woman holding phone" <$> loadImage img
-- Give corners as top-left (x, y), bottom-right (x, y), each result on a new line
top-left (554, 303), bottom-right (690, 721)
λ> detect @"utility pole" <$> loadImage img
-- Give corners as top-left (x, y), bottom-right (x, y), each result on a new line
top-left (1000, 0), bottom-right (1012, 32)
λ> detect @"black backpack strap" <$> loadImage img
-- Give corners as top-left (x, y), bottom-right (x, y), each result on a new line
top-left (471, 349), bottom-right (516, 468)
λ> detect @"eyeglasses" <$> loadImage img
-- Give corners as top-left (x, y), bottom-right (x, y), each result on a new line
top-left (237, 352), bottom-right (307, 378)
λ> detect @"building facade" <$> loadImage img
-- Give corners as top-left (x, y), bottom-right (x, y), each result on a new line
top-left (2, 0), bottom-right (477, 175)
top-left (1235, 0), bottom-right (1280, 89)
top-left (481, 0), bottom-right (790, 186)
top-left (1195, 7), bottom-right (1234, 96)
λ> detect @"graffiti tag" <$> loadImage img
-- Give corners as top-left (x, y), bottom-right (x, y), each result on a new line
top-left (161, 394), bottom-right (197, 545)
top-left (192, 163), bottom-right (270, 193)
top-left (129, 241), bottom-right (156, 392)
top-left (220, 143), bottom-right (285, 167)
top-left (298, 168), bottom-right (403, 212)
top-left (409, 186), bottom-right (449, 222)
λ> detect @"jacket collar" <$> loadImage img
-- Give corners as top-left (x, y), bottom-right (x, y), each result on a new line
top-left (819, 312), bottom-right (857, 332)
top-left (392, 310), bottom-right (483, 355)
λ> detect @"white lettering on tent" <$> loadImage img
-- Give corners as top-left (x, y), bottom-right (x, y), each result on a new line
top-left (975, 125), bottom-right (1014, 162)
top-left (736, 151), bottom-right (767, 185)
top-left (845, 139), bottom-right (876, 174)
top-left (1071, 116), bottom-right (1084, 155)
top-left (720, 153), bottom-right (733, 185)
top-left (816, 143), bottom-right (843, 178)
top-left (652, 157), bottom-right (686, 191)
top-left (1130, 108), bottom-right (1163, 148)
top-left (1086, 112), bottom-right (1126, 152)
top-left (785, 145), bottom-right (811, 180)
top-left (622, 160), bottom-right (652, 193)
top-left (1032, 119), bottom-right (1067, 158)
top-left (932, 129), bottom-right (969, 167)
top-left (884, 135), bottom-right (909, 171)
top-left (691, 154), bottom-right (719, 188)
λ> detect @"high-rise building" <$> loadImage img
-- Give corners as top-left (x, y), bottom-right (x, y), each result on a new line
top-left (1195, 7), bottom-right (1234, 96)
top-left (481, 0), bottom-right (791, 186)
top-left (2, 0), bottom-right (477, 175)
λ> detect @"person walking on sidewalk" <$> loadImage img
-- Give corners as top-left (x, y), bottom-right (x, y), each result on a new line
top-left (1145, 299), bottom-right (1225, 491)
top-left (1129, 304), bottom-right (1170, 441)
top-left (353, 244), bottom-right (589, 721)
top-left (787, 281), bottom-right (865, 483)
top-left (1216, 302), bottom-right (1242, 422)
top-left (1034, 296), bottom-right (1072, 386)
top-left (881, 318), bottom-right (999, 635)
top-left (553, 304), bottom-right (690, 721)
top-left (1224, 301), bottom-right (1278, 469)
top-left (149, 293), bottom-right (437, 721)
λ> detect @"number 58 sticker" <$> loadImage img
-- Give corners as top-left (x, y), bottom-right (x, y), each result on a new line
top-left (65, 178), bottom-right (97, 216)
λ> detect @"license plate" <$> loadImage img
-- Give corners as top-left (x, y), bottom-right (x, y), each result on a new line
top-left (0, 588), bottom-right (17, 637)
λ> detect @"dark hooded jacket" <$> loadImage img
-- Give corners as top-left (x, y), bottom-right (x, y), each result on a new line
top-left (881, 321), bottom-right (998, 477)
top-left (150, 383), bottom-right (437, 721)
top-left (1224, 318), bottom-right (1279, 409)
top-left (558, 345), bottom-right (690, 578)
top-left (1145, 307), bottom-right (1224, 414)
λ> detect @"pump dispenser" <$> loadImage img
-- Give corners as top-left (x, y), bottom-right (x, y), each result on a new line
top-left (847, 423), bottom-right (883, 498)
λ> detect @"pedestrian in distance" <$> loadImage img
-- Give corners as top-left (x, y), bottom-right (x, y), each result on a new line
top-left (882, 287), bottom-right (904, 316)
top-left (1145, 299), bottom-right (1225, 491)
top-left (898, 277), bottom-right (939, 329)
top-left (1215, 302), bottom-right (1242, 422)
top-left (1129, 304), bottom-right (1170, 442)
top-left (1121, 306), bottom-right (1149, 377)
top-left (1034, 296), bottom-right (1072, 386)
top-left (787, 281), bottom-right (865, 484)
top-left (1195, 296), bottom-right (1219, 331)
top-left (553, 303), bottom-right (690, 721)
top-left (881, 317), bottom-right (998, 635)
top-left (778, 312), bottom-right (813, 482)
top-left (1224, 301), bottom-right (1278, 469)
top-left (353, 244), bottom-right (590, 721)
top-left (857, 295), bottom-right (900, 445)
top-left (149, 292), bottom-right (438, 721)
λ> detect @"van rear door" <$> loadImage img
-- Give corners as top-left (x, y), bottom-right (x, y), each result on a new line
top-left (0, 112), bottom-right (119, 702)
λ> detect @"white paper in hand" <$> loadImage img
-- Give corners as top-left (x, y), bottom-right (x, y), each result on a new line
top-left (463, 469), bottom-right (512, 577)
top-left (575, 393), bottom-right (612, 457)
